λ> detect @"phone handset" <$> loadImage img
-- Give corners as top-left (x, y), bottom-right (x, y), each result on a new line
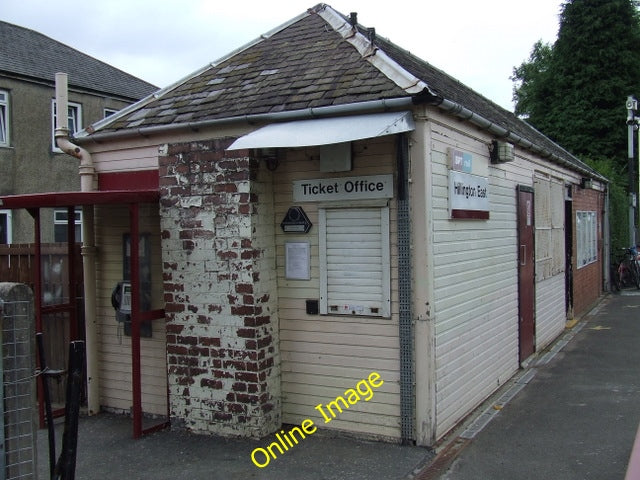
top-left (111, 281), bottom-right (132, 322)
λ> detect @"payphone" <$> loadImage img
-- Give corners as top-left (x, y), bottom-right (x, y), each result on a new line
top-left (111, 281), bottom-right (132, 322)
top-left (110, 233), bottom-right (152, 337)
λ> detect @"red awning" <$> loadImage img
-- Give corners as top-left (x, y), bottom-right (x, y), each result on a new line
top-left (0, 189), bottom-right (159, 209)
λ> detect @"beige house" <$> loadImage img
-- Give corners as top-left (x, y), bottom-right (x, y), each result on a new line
top-left (0, 4), bottom-right (607, 446)
top-left (0, 20), bottom-right (157, 244)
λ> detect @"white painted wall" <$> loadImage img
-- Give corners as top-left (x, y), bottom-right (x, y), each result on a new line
top-left (423, 108), bottom-right (585, 440)
top-left (428, 113), bottom-right (519, 438)
top-left (94, 203), bottom-right (167, 416)
top-left (275, 137), bottom-right (402, 440)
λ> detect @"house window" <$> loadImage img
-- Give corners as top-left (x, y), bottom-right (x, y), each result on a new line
top-left (104, 108), bottom-right (118, 118)
top-left (0, 90), bottom-right (8, 146)
top-left (319, 206), bottom-right (391, 317)
top-left (52, 100), bottom-right (82, 152)
top-left (54, 208), bottom-right (82, 242)
top-left (0, 210), bottom-right (12, 244)
top-left (576, 211), bottom-right (597, 268)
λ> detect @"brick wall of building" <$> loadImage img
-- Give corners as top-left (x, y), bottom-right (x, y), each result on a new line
top-left (571, 185), bottom-right (604, 318)
top-left (158, 138), bottom-right (280, 438)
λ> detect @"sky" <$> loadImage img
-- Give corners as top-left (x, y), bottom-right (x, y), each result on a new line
top-left (2, 0), bottom-right (563, 111)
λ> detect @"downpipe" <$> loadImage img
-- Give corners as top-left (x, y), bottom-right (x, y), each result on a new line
top-left (54, 72), bottom-right (100, 416)
top-left (54, 73), bottom-right (94, 192)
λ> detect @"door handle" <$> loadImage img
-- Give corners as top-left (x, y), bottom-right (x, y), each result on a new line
top-left (521, 245), bottom-right (526, 266)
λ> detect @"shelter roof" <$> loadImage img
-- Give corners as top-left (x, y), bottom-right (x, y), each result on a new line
top-left (0, 190), bottom-right (159, 210)
top-left (78, 4), bottom-right (605, 181)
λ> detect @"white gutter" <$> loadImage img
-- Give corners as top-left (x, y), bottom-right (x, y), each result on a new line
top-left (75, 97), bottom-right (416, 144)
top-left (435, 98), bottom-right (608, 182)
top-left (54, 72), bottom-right (100, 416)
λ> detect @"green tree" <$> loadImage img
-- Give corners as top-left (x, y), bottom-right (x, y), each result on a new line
top-left (513, 0), bottom-right (640, 168)
top-left (512, 41), bottom-right (554, 121)
top-left (512, 0), bottom-right (640, 250)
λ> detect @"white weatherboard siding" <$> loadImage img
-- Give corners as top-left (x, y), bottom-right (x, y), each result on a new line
top-left (429, 119), bottom-right (519, 439)
top-left (276, 137), bottom-right (401, 440)
top-left (535, 272), bottom-right (566, 350)
top-left (95, 203), bottom-right (167, 416)
top-left (92, 145), bottom-right (160, 173)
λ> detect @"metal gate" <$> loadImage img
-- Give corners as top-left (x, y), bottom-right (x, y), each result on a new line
top-left (0, 283), bottom-right (37, 479)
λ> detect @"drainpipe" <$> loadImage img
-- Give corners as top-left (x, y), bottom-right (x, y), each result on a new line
top-left (55, 73), bottom-right (100, 415)
top-left (55, 73), bottom-right (94, 192)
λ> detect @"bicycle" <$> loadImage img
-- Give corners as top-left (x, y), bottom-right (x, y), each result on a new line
top-left (613, 247), bottom-right (640, 290)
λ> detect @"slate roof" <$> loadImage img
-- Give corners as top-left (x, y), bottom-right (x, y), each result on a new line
top-left (80, 4), bottom-right (604, 181)
top-left (0, 21), bottom-right (158, 101)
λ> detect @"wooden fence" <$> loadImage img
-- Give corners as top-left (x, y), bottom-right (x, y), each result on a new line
top-left (0, 243), bottom-right (84, 405)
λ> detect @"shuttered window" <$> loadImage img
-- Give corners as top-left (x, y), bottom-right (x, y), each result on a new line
top-left (319, 207), bottom-right (390, 317)
top-left (534, 176), bottom-right (565, 280)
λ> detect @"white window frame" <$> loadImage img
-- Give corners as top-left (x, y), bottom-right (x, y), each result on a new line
top-left (0, 209), bottom-right (12, 244)
top-left (0, 90), bottom-right (9, 147)
top-left (576, 210), bottom-right (597, 268)
top-left (54, 208), bottom-right (83, 242)
top-left (319, 205), bottom-right (391, 318)
top-left (51, 100), bottom-right (82, 152)
top-left (103, 108), bottom-right (118, 118)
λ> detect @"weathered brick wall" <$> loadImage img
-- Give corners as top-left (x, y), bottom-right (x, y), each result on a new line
top-left (571, 185), bottom-right (604, 318)
top-left (158, 138), bottom-right (280, 438)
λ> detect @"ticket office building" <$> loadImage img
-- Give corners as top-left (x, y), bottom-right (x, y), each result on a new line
top-left (39, 5), bottom-right (608, 446)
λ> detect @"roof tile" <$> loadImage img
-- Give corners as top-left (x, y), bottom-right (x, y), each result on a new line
top-left (82, 5), bottom-right (604, 180)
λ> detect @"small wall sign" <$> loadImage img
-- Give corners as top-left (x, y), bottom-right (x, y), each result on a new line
top-left (449, 170), bottom-right (490, 219)
top-left (281, 206), bottom-right (312, 233)
top-left (285, 242), bottom-right (310, 280)
top-left (449, 148), bottom-right (473, 173)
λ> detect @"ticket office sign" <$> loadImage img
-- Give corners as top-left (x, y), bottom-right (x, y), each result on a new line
top-left (449, 170), bottom-right (490, 219)
top-left (293, 175), bottom-right (393, 202)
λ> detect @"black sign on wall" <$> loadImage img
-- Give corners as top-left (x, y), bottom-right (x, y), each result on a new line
top-left (281, 206), bottom-right (312, 233)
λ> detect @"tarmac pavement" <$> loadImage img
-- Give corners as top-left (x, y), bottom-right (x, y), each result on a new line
top-left (428, 291), bottom-right (640, 480)
top-left (37, 291), bottom-right (640, 479)
top-left (37, 407), bottom-right (433, 479)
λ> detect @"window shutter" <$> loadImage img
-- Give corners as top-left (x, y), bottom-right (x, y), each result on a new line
top-left (319, 207), bottom-right (390, 317)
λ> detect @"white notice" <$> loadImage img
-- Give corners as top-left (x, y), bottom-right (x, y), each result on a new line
top-left (285, 242), bottom-right (310, 280)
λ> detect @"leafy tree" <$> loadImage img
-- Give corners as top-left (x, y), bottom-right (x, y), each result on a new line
top-left (512, 0), bottom-right (640, 250)
top-left (512, 41), bottom-right (554, 120)
top-left (512, 0), bottom-right (640, 169)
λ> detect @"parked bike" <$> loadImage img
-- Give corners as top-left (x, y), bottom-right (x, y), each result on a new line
top-left (613, 246), bottom-right (640, 290)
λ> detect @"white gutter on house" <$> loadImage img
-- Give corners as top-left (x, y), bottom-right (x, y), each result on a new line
top-left (54, 72), bottom-right (100, 416)
top-left (75, 97), bottom-right (417, 144)
top-left (435, 98), bottom-right (607, 182)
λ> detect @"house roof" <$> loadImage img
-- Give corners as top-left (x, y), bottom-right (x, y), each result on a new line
top-left (78, 4), bottom-right (604, 181)
top-left (0, 21), bottom-right (158, 101)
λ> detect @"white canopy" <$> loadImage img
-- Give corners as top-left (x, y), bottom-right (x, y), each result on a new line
top-left (227, 111), bottom-right (414, 149)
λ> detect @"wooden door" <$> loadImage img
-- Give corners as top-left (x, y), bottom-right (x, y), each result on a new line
top-left (517, 186), bottom-right (535, 362)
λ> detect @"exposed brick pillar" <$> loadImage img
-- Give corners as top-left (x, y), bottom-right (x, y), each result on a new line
top-left (158, 138), bottom-right (280, 438)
